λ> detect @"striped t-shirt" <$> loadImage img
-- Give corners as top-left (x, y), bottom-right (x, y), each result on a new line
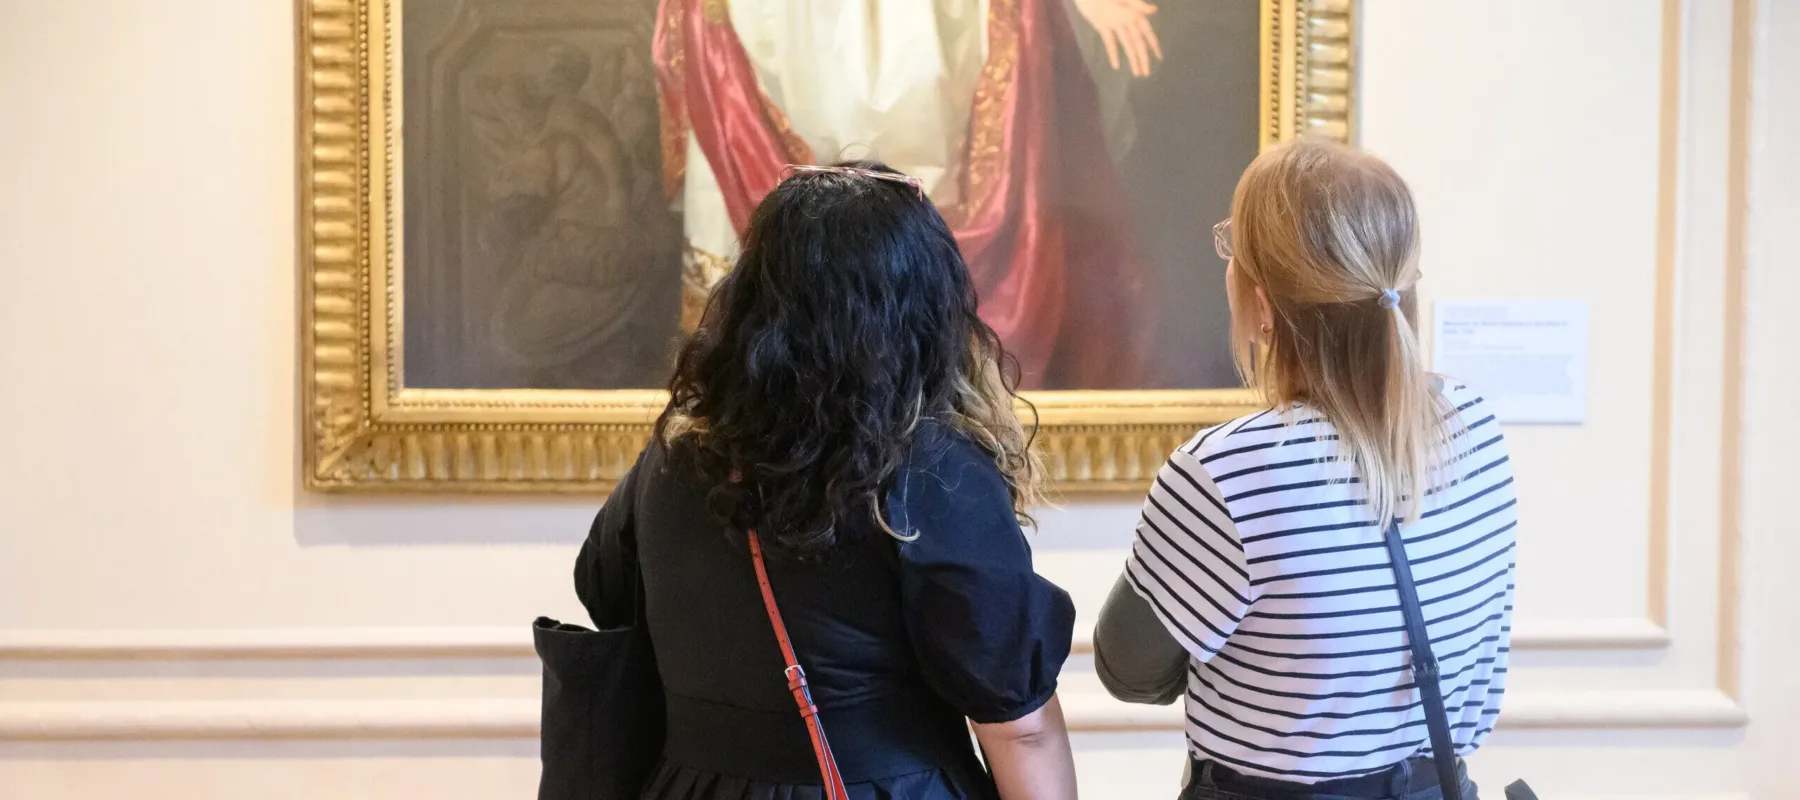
top-left (1126, 382), bottom-right (1516, 783)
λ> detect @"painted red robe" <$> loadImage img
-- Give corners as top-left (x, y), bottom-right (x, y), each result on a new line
top-left (653, 0), bottom-right (1153, 389)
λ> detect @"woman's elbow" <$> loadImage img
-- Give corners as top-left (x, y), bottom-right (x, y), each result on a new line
top-left (1095, 649), bottom-right (1185, 705)
top-left (972, 695), bottom-right (1067, 747)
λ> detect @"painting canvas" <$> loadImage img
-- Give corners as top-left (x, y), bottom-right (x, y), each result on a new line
top-left (299, 0), bottom-right (1352, 491)
top-left (401, 0), bottom-right (682, 391)
top-left (400, 0), bottom-right (1260, 392)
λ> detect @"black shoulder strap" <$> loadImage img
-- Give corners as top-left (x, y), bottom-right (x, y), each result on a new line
top-left (1383, 520), bottom-right (1465, 800)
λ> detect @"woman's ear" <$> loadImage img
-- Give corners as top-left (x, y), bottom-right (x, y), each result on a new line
top-left (1254, 284), bottom-right (1276, 338)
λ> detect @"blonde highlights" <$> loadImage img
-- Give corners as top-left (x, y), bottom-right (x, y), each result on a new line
top-left (664, 340), bottom-right (1044, 543)
top-left (1228, 139), bottom-right (1454, 529)
top-left (945, 345), bottom-right (1047, 529)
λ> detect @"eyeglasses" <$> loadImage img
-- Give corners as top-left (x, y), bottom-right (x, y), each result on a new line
top-left (783, 164), bottom-right (925, 199)
top-left (1213, 219), bottom-right (1233, 261)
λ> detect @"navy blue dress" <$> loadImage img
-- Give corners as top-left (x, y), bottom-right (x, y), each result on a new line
top-left (575, 424), bottom-right (1076, 800)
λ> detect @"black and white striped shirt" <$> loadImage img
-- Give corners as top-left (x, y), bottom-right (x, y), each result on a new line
top-left (1126, 383), bottom-right (1516, 782)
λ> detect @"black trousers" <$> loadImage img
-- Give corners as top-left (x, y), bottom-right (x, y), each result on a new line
top-left (1179, 757), bottom-right (1479, 800)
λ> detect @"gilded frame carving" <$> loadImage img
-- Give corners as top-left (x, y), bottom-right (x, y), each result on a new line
top-left (299, 0), bottom-right (1355, 493)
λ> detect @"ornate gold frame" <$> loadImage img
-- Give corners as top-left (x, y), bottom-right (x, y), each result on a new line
top-left (299, 0), bottom-right (1355, 493)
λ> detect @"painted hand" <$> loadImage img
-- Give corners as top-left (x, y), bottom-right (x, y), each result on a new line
top-left (1073, 0), bottom-right (1163, 78)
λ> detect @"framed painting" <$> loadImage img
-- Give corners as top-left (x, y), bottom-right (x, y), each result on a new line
top-left (300, 0), bottom-right (1355, 493)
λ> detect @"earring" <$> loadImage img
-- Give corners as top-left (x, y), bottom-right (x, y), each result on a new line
top-left (1260, 323), bottom-right (1273, 335)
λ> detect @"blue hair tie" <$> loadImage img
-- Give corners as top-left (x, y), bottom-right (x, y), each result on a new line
top-left (1378, 288), bottom-right (1401, 309)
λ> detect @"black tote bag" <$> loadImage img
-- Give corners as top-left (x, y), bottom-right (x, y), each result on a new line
top-left (534, 490), bottom-right (665, 800)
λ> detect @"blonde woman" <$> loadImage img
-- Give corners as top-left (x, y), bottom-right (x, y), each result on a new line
top-left (1095, 140), bottom-right (1514, 800)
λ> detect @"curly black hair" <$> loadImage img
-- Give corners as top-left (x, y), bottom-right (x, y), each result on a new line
top-left (656, 160), bottom-right (1039, 553)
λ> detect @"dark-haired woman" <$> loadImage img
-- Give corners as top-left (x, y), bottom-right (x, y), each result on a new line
top-left (573, 162), bottom-right (1079, 800)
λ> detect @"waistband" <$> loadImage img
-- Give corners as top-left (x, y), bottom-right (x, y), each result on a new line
top-left (663, 688), bottom-right (974, 784)
top-left (1191, 755), bottom-right (1464, 799)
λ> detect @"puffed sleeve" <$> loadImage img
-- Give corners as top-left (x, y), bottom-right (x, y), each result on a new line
top-left (889, 433), bottom-right (1076, 724)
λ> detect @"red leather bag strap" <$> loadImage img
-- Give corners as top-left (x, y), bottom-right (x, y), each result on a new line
top-left (747, 530), bottom-right (850, 800)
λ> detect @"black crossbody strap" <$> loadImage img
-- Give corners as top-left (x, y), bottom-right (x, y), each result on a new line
top-left (1383, 520), bottom-right (1465, 800)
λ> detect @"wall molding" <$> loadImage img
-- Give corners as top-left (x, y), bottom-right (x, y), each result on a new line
top-left (1058, 688), bottom-right (1743, 732)
top-left (0, 689), bottom-right (1743, 742)
top-left (1501, 617), bottom-right (1671, 649)
top-left (1075, 617), bottom-right (1671, 654)
top-left (0, 616), bottom-right (1672, 663)
top-left (0, 627), bottom-right (531, 660)
top-left (1541, 796), bottom-right (1747, 800)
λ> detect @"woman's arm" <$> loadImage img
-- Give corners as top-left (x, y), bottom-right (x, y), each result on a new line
top-left (885, 432), bottom-right (1079, 797)
top-left (1094, 573), bottom-right (1189, 704)
top-left (971, 695), bottom-right (1078, 800)
top-left (573, 449), bottom-right (646, 628)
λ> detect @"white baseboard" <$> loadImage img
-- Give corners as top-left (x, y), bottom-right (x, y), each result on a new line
top-left (0, 616), bottom-right (1672, 662)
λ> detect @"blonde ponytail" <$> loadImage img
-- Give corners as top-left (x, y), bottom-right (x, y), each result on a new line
top-left (1229, 139), bottom-right (1455, 530)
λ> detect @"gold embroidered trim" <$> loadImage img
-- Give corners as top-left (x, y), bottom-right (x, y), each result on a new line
top-left (656, 0), bottom-right (689, 198)
top-left (681, 245), bottom-right (734, 333)
top-left (660, 0), bottom-right (812, 199)
top-left (947, 0), bottom-right (1020, 227)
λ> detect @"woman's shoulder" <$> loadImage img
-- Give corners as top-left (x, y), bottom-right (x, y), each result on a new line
top-left (627, 436), bottom-right (677, 488)
top-left (905, 419), bottom-right (1005, 483)
top-left (1174, 407), bottom-right (1333, 468)
top-left (1178, 380), bottom-right (1500, 467)
top-left (1436, 377), bottom-right (1494, 420)
top-left (888, 420), bottom-right (1018, 538)
top-left (1435, 379), bottom-right (1512, 469)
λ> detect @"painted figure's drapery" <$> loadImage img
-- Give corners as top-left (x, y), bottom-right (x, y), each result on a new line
top-left (654, 0), bottom-right (1153, 389)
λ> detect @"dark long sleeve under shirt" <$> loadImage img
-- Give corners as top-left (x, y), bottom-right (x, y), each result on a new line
top-left (1093, 573), bottom-right (1188, 705)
